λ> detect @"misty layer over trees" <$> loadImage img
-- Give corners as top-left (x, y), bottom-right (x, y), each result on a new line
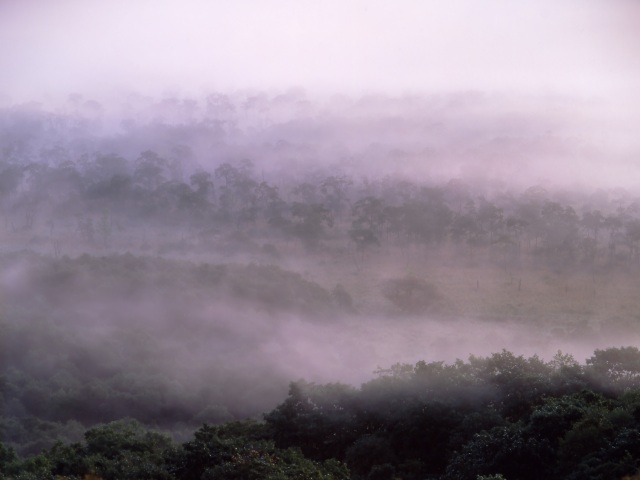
top-left (3, 93), bottom-right (640, 479)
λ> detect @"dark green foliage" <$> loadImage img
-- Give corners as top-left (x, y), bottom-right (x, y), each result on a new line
top-left (264, 381), bottom-right (360, 461)
top-left (49, 419), bottom-right (175, 480)
top-left (262, 350), bottom-right (640, 480)
top-left (451, 417), bottom-right (578, 480)
top-left (344, 435), bottom-right (396, 478)
top-left (0, 442), bottom-right (18, 473)
top-left (173, 421), bottom-right (349, 480)
top-left (6, 349), bottom-right (640, 479)
top-left (1, 420), bottom-right (176, 479)
top-left (586, 347), bottom-right (640, 391)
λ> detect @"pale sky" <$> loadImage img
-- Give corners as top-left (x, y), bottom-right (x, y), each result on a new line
top-left (0, 0), bottom-right (639, 102)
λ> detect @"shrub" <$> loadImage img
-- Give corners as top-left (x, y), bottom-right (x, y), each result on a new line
top-left (381, 275), bottom-right (441, 314)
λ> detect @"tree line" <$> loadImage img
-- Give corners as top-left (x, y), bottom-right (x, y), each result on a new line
top-left (2, 155), bottom-right (640, 269)
top-left (4, 347), bottom-right (640, 479)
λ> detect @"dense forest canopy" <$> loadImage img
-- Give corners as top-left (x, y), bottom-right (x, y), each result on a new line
top-left (5, 348), bottom-right (640, 479)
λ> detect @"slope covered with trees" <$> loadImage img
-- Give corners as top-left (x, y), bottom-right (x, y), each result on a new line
top-left (3, 95), bottom-right (640, 479)
top-left (4, 348), bottom-right (640, 479)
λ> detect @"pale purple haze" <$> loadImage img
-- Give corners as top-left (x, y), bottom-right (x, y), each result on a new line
top-left (0, 0), bottom-right (638, 99)
top-left (1, 1), bottom-right (639, 188)
top-left (2, 0), bottom-right (640, 396)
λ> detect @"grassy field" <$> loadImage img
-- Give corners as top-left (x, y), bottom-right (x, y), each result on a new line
top-left (286, 241), bottom-right (640, 334)
top-left (4, 219), bottom-right (640, 336)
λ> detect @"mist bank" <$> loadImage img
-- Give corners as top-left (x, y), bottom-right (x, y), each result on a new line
top-left (2, 87), bottom-right (640, 469)
top-left (1, 90), bottom-right (637, 192)
top-left (3, 251), bottom-right (640, 458)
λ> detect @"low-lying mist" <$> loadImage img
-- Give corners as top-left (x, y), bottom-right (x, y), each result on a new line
top-left (3, 251), bottom-right (636, 428)
top-left (1, 91), bottom-right (638, 192)
top-left (2, 89), bottom-right (640, 459)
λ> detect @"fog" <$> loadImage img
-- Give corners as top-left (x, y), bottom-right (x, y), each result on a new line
top-left (2, 0), bottom-right (640, 456)
top-left (3, 249), bottom-right (637, 421)
top-left (2, 1), bottom-right (639, 98)
top-left (1, 91), bottom-right (639, 191)
top-left (2, 0), bottom-right (639, 188)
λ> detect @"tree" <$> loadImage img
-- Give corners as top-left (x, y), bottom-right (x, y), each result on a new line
top-left (49, 419), bottom-right (175, 480)
top-left (177, 421), bottom-right (350, 480)
top-left (538, 201), bottom-right (581, 266)
top-left (399, 189), bottom-right (452, 247)
top-left (380, 275), bottom-right (442, 314)
top-left (349, 196), bottom-right (386, 252)
top-left (256, 181), bottom-right (287, 227)
top-left (320, 175), bottom-right (353, 217)
top-left (291, 182), bottom-right (319, 204)
top-left (265, 381), bottom-right (359, 461)
top-left (450, 200), bottom-right (482, 258)
top-left (445, 423), bottom-right (554, 480)
top-left (91, 153), bottom-right (130, 181)
top-left (625, 219), bottom-right (640, 263)
top-left (289, 202), bottom-right (334, 249)
top-left (345, 435), bottom-right (396, 478)
top-left (189, 171), bottom-right (213, 198)
top-left (0, 442), bottom-right (18, 473)
top-left (581, 210), bottom-right (604, 244)
top-left (134, 150), bottom-right (168, 191)
top-left (586, 347), bottom-right (640, 391)
top-left (214, 162), bottom-right (258, 227)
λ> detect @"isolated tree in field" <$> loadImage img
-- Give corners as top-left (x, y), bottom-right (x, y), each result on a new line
top-left (381, 275), bottom-right (441, 314)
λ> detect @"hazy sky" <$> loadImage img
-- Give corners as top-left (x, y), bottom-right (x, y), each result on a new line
top-left (1, 0), bottom-right (639, 101)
